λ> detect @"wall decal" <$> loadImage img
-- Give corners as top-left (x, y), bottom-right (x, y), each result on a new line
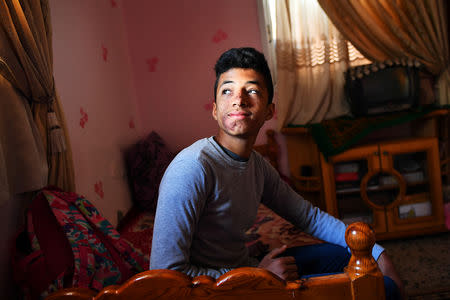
top-left (129, 118), bottom-right (136, 129)
top-left (110, 0), bottom-right (117, 8)
top-left (101, 44), bottom-right (108, 62)
top-left (94, 180), bottom-right (105, 198)
top-left (212, 29), bottom-right (228, 43)
top-left (146, 57), bottom-right (159, 72)
top-left (80, 107), bottom-right (89, 128)
top-left (203, 100), bottom-right (214, 111)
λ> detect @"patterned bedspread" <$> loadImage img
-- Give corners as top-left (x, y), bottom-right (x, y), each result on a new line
top-left (119, 204), bottom-right (322, 265)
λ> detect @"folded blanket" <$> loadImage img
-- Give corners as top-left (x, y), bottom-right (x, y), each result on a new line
top-left (289, 106), bottom-right (440, 160)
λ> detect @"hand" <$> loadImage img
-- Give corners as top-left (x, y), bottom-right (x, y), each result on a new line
top-left (258, 245), bottom-right (299, 281)
top-left (377, 251), bottom-right (407, 300)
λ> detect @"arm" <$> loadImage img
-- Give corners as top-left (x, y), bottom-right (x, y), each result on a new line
top-left (149, 158), bottom-right (230, 278)
top-left (260, 162), bottom-right (384, 260)
top-left (377, 251), bottom-right (407, 300)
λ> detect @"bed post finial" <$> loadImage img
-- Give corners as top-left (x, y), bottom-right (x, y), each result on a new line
top-left (345, 222), bottom-right (378, 277)
top-left (345, 222), bottom-right (385, 300)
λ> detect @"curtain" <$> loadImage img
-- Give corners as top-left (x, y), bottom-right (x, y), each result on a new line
top-left (318, 0), bottom-right (449, 106)
top-left (274, 0), bottom-right (368, 129)
top-left (0, 0), bottom-right (75, 206)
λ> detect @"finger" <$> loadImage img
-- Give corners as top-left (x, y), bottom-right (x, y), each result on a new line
top-left (276, 260), bottom-right (298, 272)
top-left (284, 264), bottom-right (298, 272)
top-left (285, 271), bottom-right (299, 281)
top-left (278, 256), bottom-right (296, 264)
top-left (268, 245), bottom-right (288, 259)
top-left (281, 270), bottom-right (299, 281)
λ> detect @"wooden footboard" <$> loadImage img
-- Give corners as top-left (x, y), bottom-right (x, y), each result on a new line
top-left (46, 222), bottom-right (385, 300)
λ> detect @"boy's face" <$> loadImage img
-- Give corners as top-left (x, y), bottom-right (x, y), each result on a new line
top-left (213, 68), bottom-right (274, 140)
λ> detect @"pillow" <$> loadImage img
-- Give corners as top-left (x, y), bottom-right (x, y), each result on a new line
top-left (125, 132), bottom-right (174, 212)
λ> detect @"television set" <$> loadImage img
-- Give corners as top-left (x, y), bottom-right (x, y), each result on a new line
top-left (345, 62), bottom-right (420, 116)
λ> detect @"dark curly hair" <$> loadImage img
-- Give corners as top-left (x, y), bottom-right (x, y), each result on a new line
top-left (213, 47), bottom-right (274, 104)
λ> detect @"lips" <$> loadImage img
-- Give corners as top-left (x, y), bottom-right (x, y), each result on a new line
top-left (228, 111), bottom-right (251, 119)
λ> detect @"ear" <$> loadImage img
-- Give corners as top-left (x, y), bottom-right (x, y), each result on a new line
top-left (212, 102), bottom-right (218, 121)
top-left (265, 103), bottom-right (275, 121)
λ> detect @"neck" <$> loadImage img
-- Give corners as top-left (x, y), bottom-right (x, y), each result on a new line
top-left (214, 132), bottom-right (257, 159)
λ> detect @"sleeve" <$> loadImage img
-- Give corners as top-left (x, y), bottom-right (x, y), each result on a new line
top-left (260, 162), bottom-right (384, 261)
top-left (149, 157), bottom-right (231, 278)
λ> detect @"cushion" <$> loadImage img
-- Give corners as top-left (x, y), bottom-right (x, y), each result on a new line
top-left (125, 132), bottom-right (174, 212)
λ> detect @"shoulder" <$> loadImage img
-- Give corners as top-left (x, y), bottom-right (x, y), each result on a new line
top-left (159, 138), bottom-right (221, 200)
top-left (162, 138), bottom-right (221, 182)
top-left (166, 139), bottom-right (207, 172)
top-left (170, 138), bottom-right (217, 167)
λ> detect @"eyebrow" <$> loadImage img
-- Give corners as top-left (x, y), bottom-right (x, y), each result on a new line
top-left (219, 80), bottom-right (261, 87)
top-left (220, 80), bottom-right (234, 87)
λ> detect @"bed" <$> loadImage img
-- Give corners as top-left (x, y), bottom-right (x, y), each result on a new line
top-left (46, 222), bottom-right (385, 300)
top-left (44, 130), bottom-right (386, 299)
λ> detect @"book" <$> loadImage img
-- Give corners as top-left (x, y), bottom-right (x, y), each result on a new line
top-left (335, 172), bottom-right (359, 182)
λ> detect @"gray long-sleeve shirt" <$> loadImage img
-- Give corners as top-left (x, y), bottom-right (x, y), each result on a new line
top-left (150, 137), bottom-right (384, 278)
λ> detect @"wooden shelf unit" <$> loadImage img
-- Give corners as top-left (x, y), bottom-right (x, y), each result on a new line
top-left (320, 137), bottom-right (446, 240)
top-left (281, 127), bottom-right (325, 210)
top-left (281, 109), bottom-right (449, 240)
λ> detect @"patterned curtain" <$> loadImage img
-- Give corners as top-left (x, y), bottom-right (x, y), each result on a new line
top-left (272, 0), bottom-right (369, 129)
top-left (318, 0), bottom-right (449, 106)
top-left (0, 0), bottom-right (75, 205)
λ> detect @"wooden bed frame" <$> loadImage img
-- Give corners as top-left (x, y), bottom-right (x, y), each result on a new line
top-left (46, 222), bottom-right (385, 300)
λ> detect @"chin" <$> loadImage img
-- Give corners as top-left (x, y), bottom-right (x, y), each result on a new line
top-left (228, 129), bottom-right (259, 139)
top-left (222, 122), bottom-right (260, 139)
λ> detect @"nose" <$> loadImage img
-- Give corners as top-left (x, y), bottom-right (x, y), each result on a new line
top-left (232, 89), bottom-right (249, 107)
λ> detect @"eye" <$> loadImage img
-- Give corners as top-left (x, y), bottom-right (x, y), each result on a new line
top-left (248, 89), bottom-right (259, 95)
top-left (222, 89), bottom-right (231, 95)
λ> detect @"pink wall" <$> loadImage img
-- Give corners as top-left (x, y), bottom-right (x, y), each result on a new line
top-left (50, 0), bottom-right (140, 226)
top-left (49, 0), bottom-right (282, 226)
top-left (121, 0), bottom-right (277, 153)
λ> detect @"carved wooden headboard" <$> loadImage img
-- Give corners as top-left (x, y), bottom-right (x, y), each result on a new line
top-left (46, 222), bottom-right (385, 300)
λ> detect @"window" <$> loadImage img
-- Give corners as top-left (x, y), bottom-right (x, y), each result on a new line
top-left (256, 0), bottom-right (373, 126)
top-left (261, 0), bottom-right (371, 78)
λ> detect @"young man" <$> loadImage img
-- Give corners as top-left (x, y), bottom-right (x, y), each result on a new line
top-left (150, 48), bottom-right (403, 299)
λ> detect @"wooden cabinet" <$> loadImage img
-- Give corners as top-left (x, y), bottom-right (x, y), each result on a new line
top-left (282, 127), bottom-right (325, 210)
top-left (320, 137), bottom-right (446, 240)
